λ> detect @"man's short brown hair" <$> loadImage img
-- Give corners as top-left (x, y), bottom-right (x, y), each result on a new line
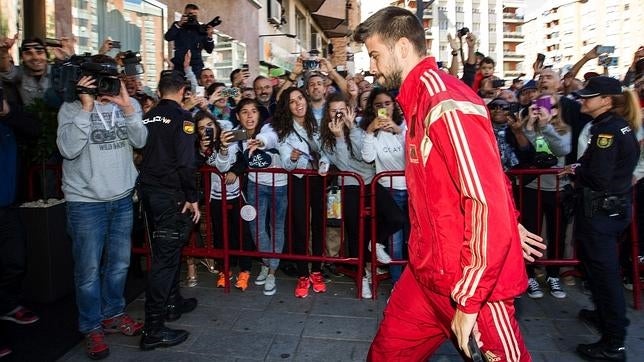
top-left (353, 6), bottom-right (426, 56)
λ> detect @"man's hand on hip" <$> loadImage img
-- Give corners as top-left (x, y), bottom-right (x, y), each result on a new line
top-left (451, 309), bottom-right (479, 358)
top-left (182, 202), bottom-right (200, 223)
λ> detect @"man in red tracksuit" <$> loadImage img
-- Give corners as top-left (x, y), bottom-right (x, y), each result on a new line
top-left (354, 7), bottom-right (543, 361)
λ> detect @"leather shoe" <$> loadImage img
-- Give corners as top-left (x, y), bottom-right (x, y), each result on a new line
top-left (166, 298), bottom-right (197, 322)
top-left (576, 340), bottom-right (626, 361)
top-left (140, 326), bottom-right (189, 351)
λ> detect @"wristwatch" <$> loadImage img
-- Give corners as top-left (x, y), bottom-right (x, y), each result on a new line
top-left (451, 50), bottom-right (459, 56)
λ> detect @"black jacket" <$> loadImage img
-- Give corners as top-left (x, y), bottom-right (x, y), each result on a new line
top-left (164, 22), bottom-right (214, 67)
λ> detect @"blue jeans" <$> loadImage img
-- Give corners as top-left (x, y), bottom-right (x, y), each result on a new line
top-left (247, 181), bottom-right (287, 270)
top-left (389, 189), bottom-right (408, 283)
top-left (66, 195), bottom-right (133, 334)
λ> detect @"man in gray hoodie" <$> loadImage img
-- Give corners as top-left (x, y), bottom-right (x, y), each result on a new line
top-left (56, 54), bottom-right (148, 360)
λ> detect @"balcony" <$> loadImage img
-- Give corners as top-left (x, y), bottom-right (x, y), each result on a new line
top-left (503, 32), bottom-right (525, 42)
top-left (503, 52), bottom-right (525, 61)
top-left (502, 13), bottom-right (524, 22)
top-left (423, 9), bottom-right (433, 19)
top-left (424, 29), bottom-right (433, 39)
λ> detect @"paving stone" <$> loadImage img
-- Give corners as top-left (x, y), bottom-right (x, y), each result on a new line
top-left (232, 310), bottom-right (307, 336)
top-left (189, 328), bottom-right (273, 359)
top-left (309, 295), bottom-right (380, 318)
top-left (302, 315), bottom-right (377, 342)
top-left (264, 334), bottom-right (300, 361)
top-left (294, 337), bottom-right (370, 361)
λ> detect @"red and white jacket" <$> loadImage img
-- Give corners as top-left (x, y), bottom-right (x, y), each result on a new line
top-left (397, 57), bottom-right (527, 314)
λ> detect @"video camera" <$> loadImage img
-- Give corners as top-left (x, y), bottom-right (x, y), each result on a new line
top-left (184, 15), bottom-right (222, 35)
top-left (456, 27), bottom-right (470, 38)
top-left (51, 53), bottom-right (121, 102)
top-left (120, 50), bottom-right (145, 76)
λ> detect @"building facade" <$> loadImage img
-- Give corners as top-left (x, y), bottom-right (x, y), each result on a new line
top-left (1, 0), bottom-right (355, 87)
top-left (518, 0), bottom-right (644, 78)
top-left (388, 0), bottom-right (526, 80)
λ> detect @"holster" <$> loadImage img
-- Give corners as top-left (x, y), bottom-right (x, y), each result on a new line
top-left (582, 188), bottom-right (627, 217)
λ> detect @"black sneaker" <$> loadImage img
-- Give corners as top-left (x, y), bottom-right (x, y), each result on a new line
top-left (140, 327), bottom-right (189, 351)
top-left (166, 298), bottom-right (197, 322)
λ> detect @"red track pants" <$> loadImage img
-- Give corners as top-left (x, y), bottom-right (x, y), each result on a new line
top-left (368, 268), bottom-right (530, 362)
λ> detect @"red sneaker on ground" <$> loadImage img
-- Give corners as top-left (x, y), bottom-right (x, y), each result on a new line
top-left (295, 277), bottom-right (310, 298)
top-left (101, 313), bottom-right (143, 336)
top-left (310, 272), bottom-right (327, 293)
top-left (85, 329), bottom-right (109, 360)
top-left (0, 306), bottom-right (39, 325)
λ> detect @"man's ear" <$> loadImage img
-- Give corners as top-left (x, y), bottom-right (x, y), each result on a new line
top-left (396, 37), bottom-right (412, 59)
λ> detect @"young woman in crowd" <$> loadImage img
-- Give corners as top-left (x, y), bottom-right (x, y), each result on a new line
top-left (521, 94), bottom-right (572, 299)
top-left (359, 88), bottom-right (408, 283)
top-left (273, 87), bottom-right (327, 298)
top-left (195, 111), bottom-right (255, 291)
top-left (215, 98), bottom-right (286, 296)
top-left (206, 82), bottom-right (234, 127)
top-left (319, 93), bottom-right (403, 298)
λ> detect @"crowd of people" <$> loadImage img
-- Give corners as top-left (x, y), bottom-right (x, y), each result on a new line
top-left (0, 3), bottom-right (643, 360)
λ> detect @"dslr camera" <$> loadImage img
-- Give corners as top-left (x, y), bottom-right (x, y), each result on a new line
top-left (184, 14), bottom-right (222, 35)
top-left (456, 27), bottom-right (470, 38)
top-left (51, 53), bottom-right (121, 102)
top-left (120, 50), bottom-right (145, 76)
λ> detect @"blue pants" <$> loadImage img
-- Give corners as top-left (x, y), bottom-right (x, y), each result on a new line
top-left (246, 181), bottom-right (287, 271)
top-left (66, 196), bottom-right (133, 334)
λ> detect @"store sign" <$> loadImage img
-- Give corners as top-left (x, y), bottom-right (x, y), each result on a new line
top-left (260, 39), bottom-right (296, 72)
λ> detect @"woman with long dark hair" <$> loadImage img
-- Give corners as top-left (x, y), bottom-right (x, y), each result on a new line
top-left (359, 88), bottom-right (408, 283)
top-left (319, 93), bottom-right (403, 298)
top-left (216, 98), bottom-right (287, 296)
top-left (273, 87), bottom-right (327, 298)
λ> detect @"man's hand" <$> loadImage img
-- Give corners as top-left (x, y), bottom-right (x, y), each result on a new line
top-left (451, 309), bottom-right (479, 358)
top-left (465, 32), bottom-right (477, 49)
top-left (50, 36), bottom-right (77, 60)
top-left (0, 33), bottom-right (18, 49)
top-left (181, 201), bottom-right (200, 223)
top-left (77, 76), bottom-right (97, 112)
top-left (183, 49), bottom-right (192, 69)
top-left (104, 81), bottom-right (134, 115)
top-left (585, 45), bottom-right (600, 60)
top-left (447, 33), bottom-right (459, 52)
top-left (518, 223), bottom-right (546, 262)
top-left (207, 25), bottom-right (214, 38)
top-left (98, 38), bottom-right (113, 55)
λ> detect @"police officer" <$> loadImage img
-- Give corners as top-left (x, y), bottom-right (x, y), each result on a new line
top-left (561, 76), bottom-right (640, 361)
top-left (138, 71), bottom-right (200, 350)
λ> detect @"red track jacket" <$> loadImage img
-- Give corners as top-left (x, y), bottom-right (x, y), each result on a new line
top-left (397, 57), bottom-right (527, 314)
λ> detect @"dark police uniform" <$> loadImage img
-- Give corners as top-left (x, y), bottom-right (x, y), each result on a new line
top-left (138, 99), bottom-right (197, 335)
top-left (573, 111), bottom-right (639, 349)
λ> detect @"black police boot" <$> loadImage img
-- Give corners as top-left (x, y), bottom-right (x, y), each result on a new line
top-left (578, 309), bottom-right (602, 332)
top-left (165, 297), bottom-right (198, 322)
top-left (140, 314), bottom-right (189, 351)
top-left (576, 337), bottom-right (626, 361)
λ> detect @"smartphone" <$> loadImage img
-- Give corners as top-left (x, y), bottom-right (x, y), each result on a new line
top-left (534, 96), bottom-right (552, 112)
top-left (536, 53), bottom-right (545, 63)
top-left (596, 45), bottom-right (615, 54)
top-left (468, 335), bottom-right (483, 362)
top-left (195, 85), bottom-right (205, 97)
top-left (204, 127), bottom-right (214, 142)
top-left (492, 79), bottom-right (506, 88)
top-left (377, 108), bottom-right (388, 118)
top-left (229, 129), bottom-right (248, 142)
top-left (221, 87), bottom-right (239, 98)
top-left (241, 63), bottom-right (249, 70)
top-left (111, 40), bottom-right (121, 49)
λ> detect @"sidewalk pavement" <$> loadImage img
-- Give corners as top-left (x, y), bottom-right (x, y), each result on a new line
top-left (60, 266), bottom-right (644, 361)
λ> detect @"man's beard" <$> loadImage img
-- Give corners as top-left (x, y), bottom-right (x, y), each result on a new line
top-left (378, 61), bottom-right (403, 90)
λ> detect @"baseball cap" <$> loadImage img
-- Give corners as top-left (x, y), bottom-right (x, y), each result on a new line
top-left (575, 76), bottom-right (622, 98)
top-left (520, 80), bottom-right (537, 93)
top-left (487, 97), bottom-right (510, 108)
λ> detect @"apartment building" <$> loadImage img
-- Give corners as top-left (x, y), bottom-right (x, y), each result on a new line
top-left (388, 0), bottom-right (526, 80)
top-left (519, 0), bottom-right (644, 78)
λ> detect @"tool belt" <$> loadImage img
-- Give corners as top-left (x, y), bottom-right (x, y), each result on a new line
top-left (582, 188), bottom-right (628, 217)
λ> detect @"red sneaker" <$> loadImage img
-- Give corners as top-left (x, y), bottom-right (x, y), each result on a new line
top-left (0, 306), bottom-right (39, 325)
top-left (310, 272), bottom-right (327, 293)
top-left (295, 277), bottom-right (310, 298)
top-left (85, 329), bottom-right (109, 360)
top-left (101, 313), bottom-right (143, 336)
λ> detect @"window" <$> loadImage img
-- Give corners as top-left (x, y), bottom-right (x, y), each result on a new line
top-left (439, 20), bottom-right (448, 30)
top-left (295, 11), bottom-right (307, 46)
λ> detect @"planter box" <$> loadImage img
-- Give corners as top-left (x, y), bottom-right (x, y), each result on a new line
top-left (19, 200), bottom-right (74, 303)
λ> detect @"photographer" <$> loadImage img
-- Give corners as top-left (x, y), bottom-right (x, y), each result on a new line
top-left (56, 54), bottom-right (147, 359)
top-left (164, 3), bottom-right (216, 77)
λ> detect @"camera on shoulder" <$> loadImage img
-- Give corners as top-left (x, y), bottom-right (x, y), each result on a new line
top-left (183, 15), bottom-right (222, 34)
top-left (51, 53), bottom-right (120, 102)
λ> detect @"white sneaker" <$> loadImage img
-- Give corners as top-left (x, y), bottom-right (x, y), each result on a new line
top-left (368, 243), bottom-right (392, 264)
top-left (361, 276), bottom-right (372, 299)
top-left (547, 277), bottom-right (566, 299)
top-left (255, 265), bottom-right (269, 285)
top-left (527, 278), bottom-right (544, 299)
top-left (263, 274), bottom-right (276, 296)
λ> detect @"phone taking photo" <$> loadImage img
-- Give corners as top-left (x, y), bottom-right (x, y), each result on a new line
top-left (195, 86), bottom-right (205, 98)
top-left (229, 129), bottom-right (248, 142)
top-left (204, 127), bottom-right (214, 142)
top-left (534, 96), bottom-right (552, 113)
top-left (377, 108), bottom-right (388, 118)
